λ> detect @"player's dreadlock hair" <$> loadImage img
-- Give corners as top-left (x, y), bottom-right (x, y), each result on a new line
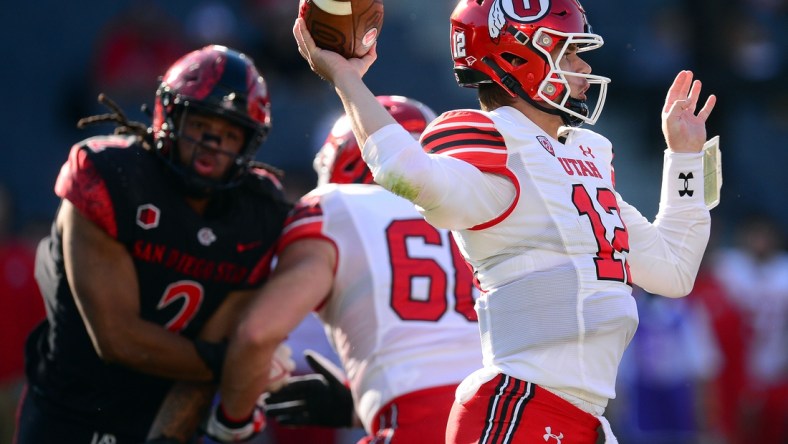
top-left (76, 93), bottom-right (284, 180)
top-left (77, 93), bottom-right (151, 143)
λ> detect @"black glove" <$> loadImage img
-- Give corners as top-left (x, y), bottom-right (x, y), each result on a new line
top-left (263, 349), bottom-right (354, 428)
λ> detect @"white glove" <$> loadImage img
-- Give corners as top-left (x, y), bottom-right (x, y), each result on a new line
top-left (204, 402), bottom-right (265, 443)
top-left (267, 342), bottom-right (296, 393)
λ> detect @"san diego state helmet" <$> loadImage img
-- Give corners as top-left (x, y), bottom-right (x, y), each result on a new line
top-left (450, 0), bottom-right (610, 126)
top-left (314, 95), bottom-right (437, 186)
top-left (152, 45), bottom-right (272, 190)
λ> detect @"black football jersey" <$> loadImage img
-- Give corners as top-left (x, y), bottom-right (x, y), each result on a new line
top-left (26, 134), bottom-right (291, 436)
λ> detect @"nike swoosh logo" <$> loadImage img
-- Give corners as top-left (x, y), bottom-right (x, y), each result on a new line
top-left (237, 241), bottom-right (264, 253)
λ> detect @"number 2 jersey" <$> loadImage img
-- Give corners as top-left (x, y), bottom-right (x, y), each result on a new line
top-left (25, 135), bottom-right (291, 436)
top-left (277, 184), bottom-right (483, 432)
top-left (362, 107), bottom-right (711, 409)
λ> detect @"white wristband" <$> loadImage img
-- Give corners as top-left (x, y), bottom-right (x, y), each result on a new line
top-left (702, 136), bottom-right (722, 209)
top-left (660, 151), bottom-right (705, 210)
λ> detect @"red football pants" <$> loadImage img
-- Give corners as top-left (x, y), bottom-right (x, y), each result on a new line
top-left (446, 374), bottom-right (604, 444)
top-left (359, 384), bottom-right (457, 444)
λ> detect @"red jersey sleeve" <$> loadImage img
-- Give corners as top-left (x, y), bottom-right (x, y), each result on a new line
top-left (419, 110), bottom-right (508, 175)
top-left (276, 194), bottom-right (331, 254)
top-left (54, 144), bottom-right (117, 238)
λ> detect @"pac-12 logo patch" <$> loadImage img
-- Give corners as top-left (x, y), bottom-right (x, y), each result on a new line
top-left (537, 135), bottom-right (555, 156)
top-left (136, 204), bottom-right (160, 230)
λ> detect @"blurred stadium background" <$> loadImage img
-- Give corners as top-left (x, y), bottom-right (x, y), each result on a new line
top-left (1, 1), bottom-right (786, 443)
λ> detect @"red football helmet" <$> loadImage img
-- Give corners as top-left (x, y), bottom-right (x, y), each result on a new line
top-left (152, 45), bottom-right (272, 190)
top-left (314, 95), bottom-right (437, 186)
top-left (450, 0), bottom-right (609, 126)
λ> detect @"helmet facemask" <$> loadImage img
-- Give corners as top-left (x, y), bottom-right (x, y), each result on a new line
top-left (174, 105), bottom-right (264, 193)
top-left (530, 28), bottom-right (609, 126)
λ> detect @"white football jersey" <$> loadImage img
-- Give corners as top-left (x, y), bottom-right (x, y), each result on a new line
top-left (363, 106), bottom-right (711, 409)
top-left (278, 184), bottom-right (482, 432)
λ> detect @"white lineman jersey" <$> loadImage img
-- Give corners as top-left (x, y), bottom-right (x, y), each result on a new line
top-left (277, 184), bottom-right (483, 432)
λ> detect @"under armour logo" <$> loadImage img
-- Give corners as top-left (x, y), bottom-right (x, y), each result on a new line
top-left (678, 172), bottom-right (694, 197)
top-left (543, 426), bottom-right (564, 443)
top-left (579, 145), bottom-right (595, 158)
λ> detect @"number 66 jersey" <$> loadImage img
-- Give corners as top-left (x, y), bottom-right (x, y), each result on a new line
top-left (277, 183), bottom-right (483, 434)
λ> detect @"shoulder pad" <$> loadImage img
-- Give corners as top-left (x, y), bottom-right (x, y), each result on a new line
top-left (420, 109), bottom-right (508, 172)
top-left (242, 168), bottom-right (288, 203)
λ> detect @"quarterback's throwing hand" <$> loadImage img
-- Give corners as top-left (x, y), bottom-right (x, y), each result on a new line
top-left (292, 17), bottom-right (377, 85)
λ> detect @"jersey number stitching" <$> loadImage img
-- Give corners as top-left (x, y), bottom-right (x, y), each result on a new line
top-left (157, 280), bottom-right (205, 332)
top-left (572, 185), bottom-right (632, 285)
top-left (386, 219), bottom-right (478, 322)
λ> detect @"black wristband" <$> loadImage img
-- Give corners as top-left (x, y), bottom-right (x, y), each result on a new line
top-left (193, 339), bottom-right (228, 383)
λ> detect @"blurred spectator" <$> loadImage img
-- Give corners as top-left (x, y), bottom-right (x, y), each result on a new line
top-left (712, 211), bottom-right (788, 443)
top-left (613, 288), bottom-right (720, 444)
top-left (689, 259), bottom-right (748, 443)
top-left (183, 1), bottom-right (243, 49)
top-left (89, 1), bottom-right (189, 121)
top-left (0, 184), bottom-right (45, 443)
top-left (241, 0), bottom-right (313, 84)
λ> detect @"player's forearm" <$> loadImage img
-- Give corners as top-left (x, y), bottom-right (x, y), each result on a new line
top-left (625, 151), bottom-right (711, 297)
top-left (99, 319), bottom-right (216, 381)
top-left (219, 338), bottom-right (277, 419)
top-left (333, 73), bottom-right (397, 147)
top-left (220, 242), bottom-right (334, 418)
top-left (363, 125), bottom-right (514, 229)
top-left (148, 382), bottom-right (215, 442)
top-left (627, 213), bottom-right (710, 297)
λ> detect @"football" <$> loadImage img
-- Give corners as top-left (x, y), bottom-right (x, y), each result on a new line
top-left (298, 0), bottom-right (384, 59)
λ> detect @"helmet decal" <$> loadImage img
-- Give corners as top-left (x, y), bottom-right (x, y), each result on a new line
top-left (500, 0), bottom-right (551, 24)
top-left (488, 1), bottom-right (506, 39)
